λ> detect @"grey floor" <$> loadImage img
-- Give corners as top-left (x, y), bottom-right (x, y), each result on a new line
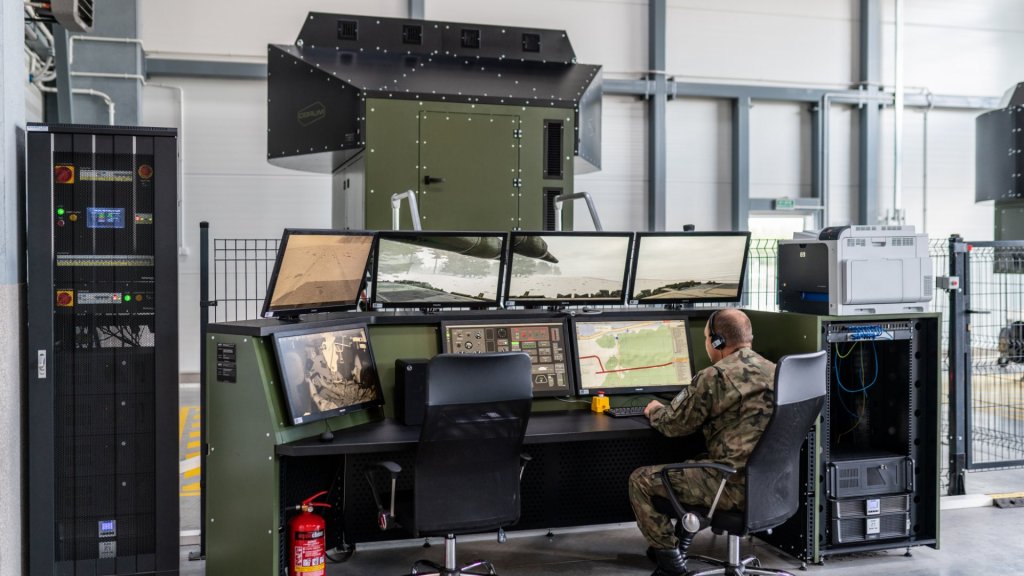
top-left (178, 381), bottom-right (1024, 575)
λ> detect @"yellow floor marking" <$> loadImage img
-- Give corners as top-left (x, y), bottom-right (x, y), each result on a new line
top-left (178, 407), bottom-right (188, 441)
top-left (990, 491), bottom-right (1024, 499)
top-left (189, 430), bottom-right (201, 438)
top-left (187, 441), bottom-right (200, 449)
top-left (184, 467), bottom-right (200, 479)
top-left (185, 451), bottom-right (200, 460)
top-left (182, 482), bottom-right (200, 492)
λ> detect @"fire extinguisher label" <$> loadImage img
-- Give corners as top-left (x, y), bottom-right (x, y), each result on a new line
top-left (293, 531), bottom-right (326, 575)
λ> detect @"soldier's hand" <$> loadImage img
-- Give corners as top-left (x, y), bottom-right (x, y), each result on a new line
top-left (643, 400), bottom-right (664, 419)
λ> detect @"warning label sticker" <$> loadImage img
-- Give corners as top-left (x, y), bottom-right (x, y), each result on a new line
top-left (80, 169), bottom-right (133, 182)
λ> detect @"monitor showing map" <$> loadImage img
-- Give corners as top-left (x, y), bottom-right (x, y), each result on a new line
top-left (504, 232), bottom-right (634, 306)
top-left (371, 231), bottom-right (508, 309)
top-left (272, 322), bottom-right (383, 426)
top-left (441, 318), bottom-right (573, 397)
top-left (628, 232), bottom-right (750, 305)
top-left (262, 229), bottom-right (376, 319)
top-left (572, 314), bottom-right (695, 396)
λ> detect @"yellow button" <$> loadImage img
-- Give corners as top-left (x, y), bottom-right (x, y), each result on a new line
top-left (68, 213), bottom-right (78, 222)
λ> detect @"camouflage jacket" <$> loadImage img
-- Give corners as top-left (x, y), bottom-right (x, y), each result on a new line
top-left (650, 347), bottom-right (776, 471)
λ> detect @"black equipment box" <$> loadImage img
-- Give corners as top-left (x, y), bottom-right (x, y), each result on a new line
top-left (828, 454), bottom-right (913, 499)
top-left (395, 358), bottom-right (429, 426)
top-left (26, 124), bottom-right (180, 575)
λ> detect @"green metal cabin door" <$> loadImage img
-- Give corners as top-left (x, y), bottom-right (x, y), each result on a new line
top-left (418, 111), bottom-right (520, 230)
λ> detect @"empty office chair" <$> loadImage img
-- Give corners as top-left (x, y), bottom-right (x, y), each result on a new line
top-left (367, 352), bottom-right (533, 576)
top-left (657, 350), bottom-right (826, 576)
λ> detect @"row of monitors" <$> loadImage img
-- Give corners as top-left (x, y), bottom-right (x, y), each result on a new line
top-left (261, 229), bottom-right (751, 319)
top-left (272, 313), bottom-right (697, 426)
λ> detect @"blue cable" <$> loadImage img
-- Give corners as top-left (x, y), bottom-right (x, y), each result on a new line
top-left (834, 340), bottom-right (879, 394)
top-left (832, 349), bottom-right (860, 418)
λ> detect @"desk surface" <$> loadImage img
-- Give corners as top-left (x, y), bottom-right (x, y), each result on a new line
top-left (276, 410), bottom-right (656, 457)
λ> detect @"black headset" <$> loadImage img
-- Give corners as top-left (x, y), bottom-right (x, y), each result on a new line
top-left (708, 310), bottom-right (726, 350)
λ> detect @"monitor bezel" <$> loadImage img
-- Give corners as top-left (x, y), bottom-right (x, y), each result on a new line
top-left (503, 231), bottom-right (635, 307)
top-left (627, 231), bottom-right (751, 306)
top-left (271, 321), bottom-right (384, 426)
top-left (439, 316), bottom-right (575, 398)
top-left (570, 311), bottom-right (697, 397)
top-left (370, 230), bottom-right (510, 310)
top-left (261, 228), bottom-right (377, 319)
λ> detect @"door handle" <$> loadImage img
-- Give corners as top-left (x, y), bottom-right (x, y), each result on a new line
top-left (423, 175), bottom-right (446, 186)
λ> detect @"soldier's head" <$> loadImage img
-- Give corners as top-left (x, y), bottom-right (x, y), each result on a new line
top-left (704, 308), bottom-right (753, 361)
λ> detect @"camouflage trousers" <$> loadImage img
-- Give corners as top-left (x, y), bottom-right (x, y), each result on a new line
top-left (628, 463), bottom-right (745, 550)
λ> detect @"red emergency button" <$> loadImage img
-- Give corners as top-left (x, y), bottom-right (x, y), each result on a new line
top-left (54, 165), bottom-right (75, 184)
top-left (56, 290), bottom-right (74, 307)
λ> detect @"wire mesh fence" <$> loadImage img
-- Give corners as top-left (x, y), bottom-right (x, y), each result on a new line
top-left (959, 244), bottom-right (1024, 470)
top-left (210, 238), bottom-right (280, 323)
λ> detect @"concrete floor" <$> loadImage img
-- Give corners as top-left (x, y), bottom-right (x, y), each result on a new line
top-left (178, 504), bottom-right (1024, 575)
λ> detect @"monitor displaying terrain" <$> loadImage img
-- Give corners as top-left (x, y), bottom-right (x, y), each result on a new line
top-left (629, 232), bottom-right (750, 304)
top-left (262, 230), bottom-right (375, 318)
top-left (505, 232), bottom-right (633, 305)
top-left (372, 232), bottom-right (507, 308)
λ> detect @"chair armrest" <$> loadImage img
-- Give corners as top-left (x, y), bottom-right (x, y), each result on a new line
top-left (372, 461), bottom-right (402, 476)
top-left (519, 453), bottom-right (532, 481)
top-left (365, 461), bottom-right (402, 530)
top-left (658, 461), bottom-right (738, 522)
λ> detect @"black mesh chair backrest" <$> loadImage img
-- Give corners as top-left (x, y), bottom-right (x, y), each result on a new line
top-left (743, 350), bottom-right (826, 533)
top-left (414, 352), bottom-right (534, 536)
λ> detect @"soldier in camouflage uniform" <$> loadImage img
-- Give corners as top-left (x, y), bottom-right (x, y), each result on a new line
top-left (629, 308), bottom-right (776, 576)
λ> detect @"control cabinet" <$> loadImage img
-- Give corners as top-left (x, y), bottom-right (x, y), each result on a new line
top-left (748, 312), bottom-right (940, 564)
top-left (26, 124), bottom-right (179, 575)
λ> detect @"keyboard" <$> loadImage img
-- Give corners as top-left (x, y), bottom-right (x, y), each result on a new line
top-left (604, 406), bottom-right (647, 418)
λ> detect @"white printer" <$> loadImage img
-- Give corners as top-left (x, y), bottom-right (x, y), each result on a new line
top-left (778, 225), bottom-right (933, 315)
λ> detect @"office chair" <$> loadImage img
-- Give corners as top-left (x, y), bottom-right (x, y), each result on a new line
top-left (657, 350), bottom-right (826, 576)
top-left (367, 352), bottom-right (534, 576)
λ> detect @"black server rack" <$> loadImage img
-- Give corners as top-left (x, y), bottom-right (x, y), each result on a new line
top-left (761, 315), bottom-right (940, 564)
top-left (26, 124), bottom-right (179, 575)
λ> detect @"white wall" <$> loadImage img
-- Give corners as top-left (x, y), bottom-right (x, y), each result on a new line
top-left (135, 0), bottom-right (1024, 371)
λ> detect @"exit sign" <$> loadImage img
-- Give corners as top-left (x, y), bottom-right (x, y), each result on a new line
top-left (774, 198), bottom-right (796, 210)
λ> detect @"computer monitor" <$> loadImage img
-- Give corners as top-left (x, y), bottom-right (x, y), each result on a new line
top-left (261, 229), bottom-right (376, 319)
top-left (572, 313), bottom-right (695, 396)
top-left (440, 318), bottom-right (573, 397)
top-left (628, 232), bottom-right (751, 305)
top-left (272, 322), bottom-right (383, 425)
top-left (504, 231), bottom-right (634, 306)
top-left (371, 231), bottom-right (508, 309)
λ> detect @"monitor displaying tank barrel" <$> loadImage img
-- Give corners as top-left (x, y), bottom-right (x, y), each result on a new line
top-left (504, 232), bottom-right (634, 306)
top-left (371, 231), bottom-right (508, 308)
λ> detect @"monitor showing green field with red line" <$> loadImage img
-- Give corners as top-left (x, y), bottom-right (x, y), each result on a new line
top-left (571, 315), bottom-right (695, 396)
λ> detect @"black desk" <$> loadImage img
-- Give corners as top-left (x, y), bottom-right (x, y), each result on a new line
top-left (275, 410), bottom-right (689, 546)
top-left (276, 411), bottom-right (658, 456)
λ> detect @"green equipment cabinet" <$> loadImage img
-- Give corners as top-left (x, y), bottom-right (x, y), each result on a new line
top-left (747, 311), bottom-right (941, 565)
top-left (267, 13), bottom-right (602, 232)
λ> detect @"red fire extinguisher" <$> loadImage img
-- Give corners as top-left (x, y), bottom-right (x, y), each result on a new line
top-left (289, 490), bottom-right (331, 576)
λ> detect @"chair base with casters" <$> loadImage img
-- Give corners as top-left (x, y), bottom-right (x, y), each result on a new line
top-left (681, 530), bottom-right (795, 576)
top-left (408, 534), bottom-right (497, 576)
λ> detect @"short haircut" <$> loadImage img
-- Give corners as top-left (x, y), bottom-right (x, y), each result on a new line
top-left (715, 308), bottom-right (753, 346)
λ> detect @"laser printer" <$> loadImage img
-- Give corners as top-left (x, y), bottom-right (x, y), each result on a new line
top-left (778, 225), bottom-right (932, 315)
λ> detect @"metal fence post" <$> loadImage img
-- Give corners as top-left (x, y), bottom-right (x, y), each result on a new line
top-left (947, 234), bottom-right (968, 495)
top-left (194, 221), bottom-right (212, 559)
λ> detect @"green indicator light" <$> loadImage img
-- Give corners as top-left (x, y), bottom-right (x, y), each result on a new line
top-left (56, 208), bottom-right (65, 216)
top-left (123, 295), bottom-right (132, 302)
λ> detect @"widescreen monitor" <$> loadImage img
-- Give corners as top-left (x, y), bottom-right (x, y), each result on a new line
top-left (261, 229), bottom-right (376, 319)
top-left (441, 318), bottom-right (573, 397)
top-left (272, 322), bottom-right (383, 425)
top-left (572, 314), bottom-right (695, 396)
top-left (371, 231), bottom-right (508, 309)
top-left (628, 232), bottom-right (751, 305)
top-left (504, 232), bottom-right (633, 306)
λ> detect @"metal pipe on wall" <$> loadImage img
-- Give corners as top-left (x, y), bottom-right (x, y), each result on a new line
top-left (892, 0), bottom-right (905, 224)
